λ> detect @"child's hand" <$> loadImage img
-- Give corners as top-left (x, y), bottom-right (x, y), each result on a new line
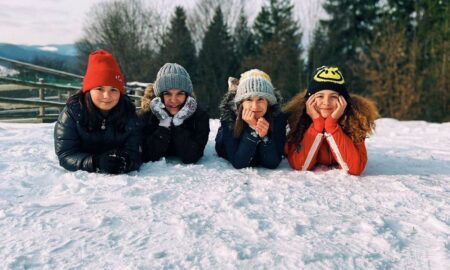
top-left (242, 108), bottom-right (258, 129)
top-left (255, 117), bottom-right (270, 138)
top-left (331, 96), bottom-right (347, 119)
top-left (173, 96), bottom-right (197, 126)
top-left (306, 94), bottom-right (320, 119)
top-left (150, 97), bottom-right (170, 120)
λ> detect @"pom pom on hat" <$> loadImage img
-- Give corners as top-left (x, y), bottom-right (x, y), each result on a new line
top-left (234, 69), bottom-right (277, 105)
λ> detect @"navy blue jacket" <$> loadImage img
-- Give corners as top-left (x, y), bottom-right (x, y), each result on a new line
top-left (215, 112), bottom-right (287, 169)
top-left (139, 107), bottom-right (210, 164)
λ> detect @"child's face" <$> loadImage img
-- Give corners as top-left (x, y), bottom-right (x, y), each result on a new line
top-left (162, 89), bottom-right (187, 116)
top-left (90, 86), bottom-right (121, 113)
top-left (313, 89), bottom-right (340, 118)
top-left (242, 96), bottom-right (268, 119)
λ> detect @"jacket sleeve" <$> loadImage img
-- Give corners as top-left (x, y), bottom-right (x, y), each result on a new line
top-left (140, 114), bottom-right (171, 163)
top-left (121, 116), bottom-right (142, 172)
top-left (54, 107), bottom-right (95, 172)
top-left (172, 112), bottom-right (210, 164)
top-left (286, 117), bottom-right (325, 171)
top-left (215, 121), bottom-right (260, 169)
top-left (324, 117), bottom-right (368, 175)
top-left (257, 113), bottom-right (287, 169)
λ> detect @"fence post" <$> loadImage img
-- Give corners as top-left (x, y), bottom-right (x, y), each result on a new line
top-left (136, 87), bottom-right (144, 107)
top-left (38, 78), bottom-right (45, 117)
top-left (57, 90), bottom-right (63, 113)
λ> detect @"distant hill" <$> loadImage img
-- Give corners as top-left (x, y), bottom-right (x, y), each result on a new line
top-left (24, 44), bottom-right (78, 56)
top-left (0, 43), bottom-right (79, 74)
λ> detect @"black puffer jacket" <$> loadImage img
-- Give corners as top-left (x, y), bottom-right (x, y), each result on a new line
top-left (139, 108), bottom-right (210, 164)
top-left (139, 84), bottom-right (210, 164)
top-left (54, 95), bottom-right (141, 173)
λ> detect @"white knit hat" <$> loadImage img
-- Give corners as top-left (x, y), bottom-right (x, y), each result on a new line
top-left (234, 69), bottom-right (277, 105)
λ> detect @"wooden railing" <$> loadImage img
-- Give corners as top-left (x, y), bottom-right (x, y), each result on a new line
top-left (0, 56), bottom-right (83, 79)
top-left (0, 57), bottom-right (146, 122)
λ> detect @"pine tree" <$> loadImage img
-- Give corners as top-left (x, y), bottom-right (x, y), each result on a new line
top-left (385, 0), bottom-right (417, 39)
top-left (380, 0), bottom-right (449, 121)
top-left (249, 0), bottom-right (305, 99)
top-left (233, 10), bottom-right (257, 74)
top-left (319, 0), bottom-right (381, 93)
top-left (197, 7), bottom-right (237, 117)
top-left (307, 25), bottom-right (328, 79)
top-left (414, 0), bottom-right (449, 121)
top-left (159, 6), bottom-right (197, 80)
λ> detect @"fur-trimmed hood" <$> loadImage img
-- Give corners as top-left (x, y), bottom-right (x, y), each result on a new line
top-left (140, 83), bottom-right (156, 114)
top-left (219, 84), bottom-right (284, 128)
top-left (284, 90), bottom-right (379, 142)
top-left (140, 83), bottom-right (197, 114)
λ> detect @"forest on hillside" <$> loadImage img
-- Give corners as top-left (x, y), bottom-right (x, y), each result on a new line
top-left (75, 0), bottom-right (449, 122)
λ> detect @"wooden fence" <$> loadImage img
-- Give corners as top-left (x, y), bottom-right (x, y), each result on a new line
top-left (0, 56), bottom-right (145, 122)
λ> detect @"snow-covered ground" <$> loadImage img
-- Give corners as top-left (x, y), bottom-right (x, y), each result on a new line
top-left (0, 118), bottom-right (449, 269)
top-left (0, 65), bottom-right (19, 77)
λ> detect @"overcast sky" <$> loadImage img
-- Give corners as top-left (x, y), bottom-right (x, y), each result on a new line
top-left (0, 0), bottom-right (324, 46)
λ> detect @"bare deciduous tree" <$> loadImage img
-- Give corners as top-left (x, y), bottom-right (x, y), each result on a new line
top-left (358, 21), bottom-right (421, 120)
top-left (186, 0), bottom-right (245, 51)
top-left (76, 0), bottom-right (163, 81)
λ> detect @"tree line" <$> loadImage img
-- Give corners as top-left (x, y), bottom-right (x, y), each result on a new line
top-left (76, 0), bottom-right (449, 122)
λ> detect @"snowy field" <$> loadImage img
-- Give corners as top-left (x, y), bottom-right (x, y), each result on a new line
top-left (0, 118), bottom-right (449, 269)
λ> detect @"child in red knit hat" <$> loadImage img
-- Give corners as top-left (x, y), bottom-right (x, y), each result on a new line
top-left (54, 49), bottom-right (141, 174)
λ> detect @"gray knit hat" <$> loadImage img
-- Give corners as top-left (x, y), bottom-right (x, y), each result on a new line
top-left (234, 69), bottom-right (277, 105)
top-left (154, 63), bottom-right (193, 96)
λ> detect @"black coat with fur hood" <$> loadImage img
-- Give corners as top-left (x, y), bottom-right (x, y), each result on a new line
top-left (139, 85), bottom-right (210, 164)
top-left (215, 90), bottom-right (287, 169)
top-left (54, 94), bottom-right (142, 173)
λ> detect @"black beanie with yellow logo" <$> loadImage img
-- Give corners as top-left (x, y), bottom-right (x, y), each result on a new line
top-left (307, 66), bottom-right (349, 99)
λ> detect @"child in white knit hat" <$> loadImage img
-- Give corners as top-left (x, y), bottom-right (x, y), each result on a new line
top-left (215, 69), bottom-right (287, 169)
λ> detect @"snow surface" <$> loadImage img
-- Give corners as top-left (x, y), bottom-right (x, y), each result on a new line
top-left (0, 118), bottom-right (449, 269)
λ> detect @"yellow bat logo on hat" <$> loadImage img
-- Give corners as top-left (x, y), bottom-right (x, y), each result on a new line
top-left (313, 66), bottom-right (345, 84)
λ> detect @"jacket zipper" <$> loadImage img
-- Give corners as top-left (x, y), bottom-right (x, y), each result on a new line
top-left (101, 119), bottom-right (106, 130)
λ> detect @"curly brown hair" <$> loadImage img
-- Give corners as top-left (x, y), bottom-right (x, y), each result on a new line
top-left (284, 90), bottom-right (378, 144)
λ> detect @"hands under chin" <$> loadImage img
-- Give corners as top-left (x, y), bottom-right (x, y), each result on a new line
top-left (242, 108), bottom-right (269, 138)
top-left (255, 117), bottom-right (269, 138)
top-left (306, 95), bottom-right (321, 120)
top-left (331, 96), bottom-right (347, 119)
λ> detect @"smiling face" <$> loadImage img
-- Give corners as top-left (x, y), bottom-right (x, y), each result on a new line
top-left (241, 96), bottom-right (269, 119)
top-left (162, 89), bottom-right (187, 116)
top-left (89, 86), bottom-right (121, 113)
top-left (313, 89), bottom-right (340, 118)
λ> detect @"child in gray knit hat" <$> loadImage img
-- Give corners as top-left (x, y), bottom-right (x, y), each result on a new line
top-left (151, 63), bottom-right (195, 126)
top-left (215, 69), bottom-right (287, 169)
top-left (139, 63), bottom-right (210, 164)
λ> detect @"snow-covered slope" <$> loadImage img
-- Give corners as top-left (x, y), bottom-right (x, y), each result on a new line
top-left (0, 119), bottom-right (449, 269)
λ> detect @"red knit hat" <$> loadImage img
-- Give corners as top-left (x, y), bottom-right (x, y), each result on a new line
top-left (82, 49), bottom-right (125, 94)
